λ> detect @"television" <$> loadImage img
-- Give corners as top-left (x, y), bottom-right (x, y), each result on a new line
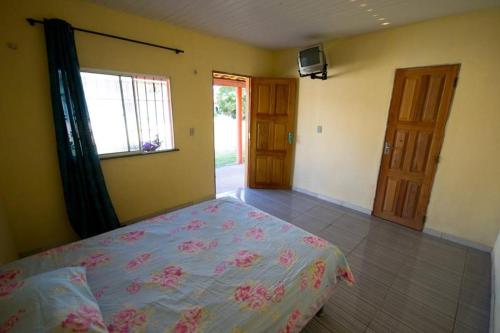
top-left (298, 44), bottom-right (327, 77)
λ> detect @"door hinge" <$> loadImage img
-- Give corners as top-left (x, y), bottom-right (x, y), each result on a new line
top-left (453, 77), bottom-right (459, 88)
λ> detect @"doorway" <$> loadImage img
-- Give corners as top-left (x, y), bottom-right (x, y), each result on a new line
top-left (373, 64), bottom-right (460, 230)
top-left (212, 72), bottom-right (250, 194)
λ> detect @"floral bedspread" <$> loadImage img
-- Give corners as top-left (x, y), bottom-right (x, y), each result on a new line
top-left (0, 197), bottom-right (353, 332)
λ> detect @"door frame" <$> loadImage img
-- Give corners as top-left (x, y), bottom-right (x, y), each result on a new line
top-left (211, 71), bottom-right (252, 193)
top-left (372, 64), bottom-right (460, 230)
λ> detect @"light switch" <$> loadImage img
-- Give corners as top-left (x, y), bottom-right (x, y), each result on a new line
top-left (189, 128), bottom-right (195, 136)
top-left (317, 125), bottom-right (322, 134)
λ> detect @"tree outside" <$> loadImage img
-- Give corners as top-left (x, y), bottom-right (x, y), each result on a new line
top-left (213, 85), bottom-right (247, 168)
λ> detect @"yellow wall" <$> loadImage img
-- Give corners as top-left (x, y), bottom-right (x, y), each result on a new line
top-left (1, 0), bottom-right (499, 255)
top-left (0, 0), bottom-right (273, 254)
top-left (273, 9), bottom-right (500, 247)
top-left (0, 196), bottom-right (18, 264)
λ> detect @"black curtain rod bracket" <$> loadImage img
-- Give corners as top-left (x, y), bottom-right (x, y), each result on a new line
top-left (26, 18), bottom-right (184, 54)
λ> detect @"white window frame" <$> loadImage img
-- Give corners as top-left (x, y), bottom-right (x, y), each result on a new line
top-left (81, 68), bottom-right (177, 159)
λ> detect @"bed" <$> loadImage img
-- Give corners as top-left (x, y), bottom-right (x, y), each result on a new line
top-left (0, 197), bottom-right (353, 332)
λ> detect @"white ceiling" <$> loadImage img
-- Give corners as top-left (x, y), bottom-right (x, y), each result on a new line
top-left (85, 0), bottom-right (500, 49)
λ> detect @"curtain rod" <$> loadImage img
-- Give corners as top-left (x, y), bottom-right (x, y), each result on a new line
top-left (26, 18), bottom-right (184, 54)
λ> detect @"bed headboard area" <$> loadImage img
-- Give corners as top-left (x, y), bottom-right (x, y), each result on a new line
top-left (0, 199), bottom-right (17, 265)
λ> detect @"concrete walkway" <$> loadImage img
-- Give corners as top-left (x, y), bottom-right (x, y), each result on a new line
top-left (216, 164), bottom-right (244, 194)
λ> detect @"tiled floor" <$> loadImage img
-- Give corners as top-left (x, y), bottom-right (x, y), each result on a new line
top-left (216, 164), bottom-right (244, 194)
top-left (222, 188), bottom-right (492, 333)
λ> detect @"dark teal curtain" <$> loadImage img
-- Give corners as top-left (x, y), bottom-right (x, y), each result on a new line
top-left (44, 19), bottom-right (120, 238)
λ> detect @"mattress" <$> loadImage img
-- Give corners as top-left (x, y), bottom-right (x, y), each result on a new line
top-left (0, 197), bottom-right (353, 332)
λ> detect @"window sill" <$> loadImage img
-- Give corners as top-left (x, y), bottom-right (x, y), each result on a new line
top-left (99, 148), bottom-right (180, 160)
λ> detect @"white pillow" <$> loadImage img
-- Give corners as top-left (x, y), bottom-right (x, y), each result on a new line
top-left (0, 266), bottom-right (107, 332)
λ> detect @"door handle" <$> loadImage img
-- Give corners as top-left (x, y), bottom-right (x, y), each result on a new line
top-left (288, 132), bottom-right (294, 145)
top-left (384, 141), bottom-right (392, 155)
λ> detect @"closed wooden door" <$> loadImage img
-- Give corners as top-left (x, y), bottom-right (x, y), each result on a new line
top-left (373, 65), bottom-right (459, 230)
top-left (248, 78), bottom-right (297, 189)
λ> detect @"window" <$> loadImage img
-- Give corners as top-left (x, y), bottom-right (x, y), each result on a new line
top-left (81, 71), bottom-right (175, 156)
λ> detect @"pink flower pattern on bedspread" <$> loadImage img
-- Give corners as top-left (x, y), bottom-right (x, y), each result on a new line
top-left (204, 204), bottom-right (219, 213)
top-left (245, 227), bottom-right (265, 240)
top-left (234, 250), bottom-right (261, 268)
top-left (280, 309), bottom-right (302, 333)
top-left (173, 306), bottom-right (204, 333)
top-left (126, 253), bottom-right (152, 271)
top-left (278, 249), bottom-right (296, 268)
top-left (61, 305), bottom-right (107, 332)
top-left (107, 308), bottom-right (147, 333)
top-left (126, 280), bottom-right (142, 295)
top-left (0, 270), bottom-right (24, 298)
top-left (183, 220), bottom-right (207, 231)
top-left (149, 265), bottom-right (185, 289)
top-left (0, 309), bottom-right (25, 333)
top-left (213, 250), bottom-right (261, 275)
top-left (80, 253), bottom-right (110, 270)
top-left (234, 281), bottom-right (286, 310)
top-left (303, 235), bottom-right (328, 249)
top-left (177, 240), bottom-right (218, 254)
top-left (248, 211), bottom-right (267, 220)
top-left (221, 220), bottom-right (236, 230)
top-left (0, 197), bottom-right (353, 333)
top-left (119, 230), bottom-right (145, 243)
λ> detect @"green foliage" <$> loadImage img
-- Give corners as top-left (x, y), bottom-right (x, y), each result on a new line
top-left (214, 86), bottom-right (246, 119)
top-left (215, 150), bottom-right (246, 168)
top-left (215, 150), bottom-right (237, 168)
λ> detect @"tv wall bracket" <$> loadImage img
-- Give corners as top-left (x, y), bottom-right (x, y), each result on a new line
top-left (299, 64), bottom-right (328, 80)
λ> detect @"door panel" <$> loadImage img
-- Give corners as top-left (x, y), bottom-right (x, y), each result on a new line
top-left (382, 177), bottom-right (399, 213)
top-left (411, 132), bottom-right (432, 173)
top-left (373, 65), bottom-right (459, 230)
top-left (249, 78), bottom-right (296, 189)
top-left (398, 77), bottom-right (418, 121)
top-left (421, 75), bottom-right (445, 121)
top-left (402, 181), bottom-right (420, 219)
top-left (389, 130), bottom-right (409, 170)
top-left (256, 83), bottom-right (273, 115)
top-left (256, 121), bottom-right (270, 150)
top-left (272, 122), bottom-right (287, 151)
top-left (275, 84), bottom-right (290, 115)
top-left (271, 157), bottom-right (285, 184)
top-left (255, 156), bottom-right (269, 184)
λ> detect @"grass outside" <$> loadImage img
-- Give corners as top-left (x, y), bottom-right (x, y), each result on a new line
top-left (215, 150), bottom-right (237, 168)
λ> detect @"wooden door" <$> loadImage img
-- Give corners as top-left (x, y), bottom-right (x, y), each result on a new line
top-left (373, 65), bottom-right (459, 230)
top-left (248, 78), bottom-right (297, 189)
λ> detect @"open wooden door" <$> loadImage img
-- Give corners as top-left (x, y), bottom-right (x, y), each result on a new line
top-left (248, 78), bottom-right (296, 189)
top-left (373, 64), bottom-right (459, 230)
